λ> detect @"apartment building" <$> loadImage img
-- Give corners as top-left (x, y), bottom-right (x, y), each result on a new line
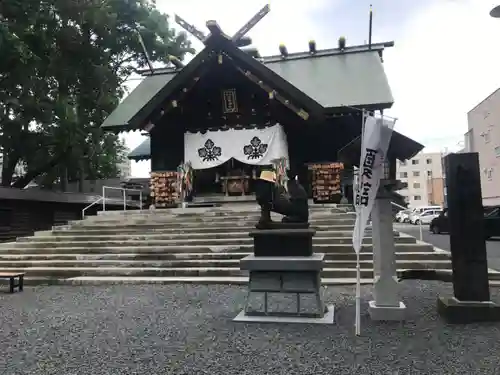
top-left (396, 152), bottom-right (445, 207)
top-left (465, 88), bottom-right (500, 206)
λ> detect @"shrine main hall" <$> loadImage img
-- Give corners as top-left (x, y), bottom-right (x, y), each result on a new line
top-left (101, 17), bottom-right (423, 204)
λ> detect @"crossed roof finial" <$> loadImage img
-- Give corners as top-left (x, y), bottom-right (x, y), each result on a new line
top-left (174, 3), bottom-right (270, 45)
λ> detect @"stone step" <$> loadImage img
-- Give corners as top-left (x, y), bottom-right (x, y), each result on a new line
top-left (0, 243), bottom-right (433, 254)
top-left (0, 251), bottom-right (450, 262)
top-left (9, 236), bottom-right (416, 248)
top-left (0, 259), bottom-right (451, 269)
top-left (71, 215), bottom-right (357, 225)
top-left (0, 266), bottom-right (447, 279)
top-left (61, 276), bottom-right (368, 286)
top-left (63, 276), bottom-right (500, 286)
top-left (95, 207), bottom-right (350, 217)
top-left (26, 230), bottom-right (400, 242)
top-left (91, 209), bottom-right (356, 220)
top-left (66, 218), bottom-right (357, 229)
top-left (46, 224), bottom-right (373, 235)
top-left (0, 251), bottom-right (449, 261)
top-left (85, 212), bottom-right (357, 222)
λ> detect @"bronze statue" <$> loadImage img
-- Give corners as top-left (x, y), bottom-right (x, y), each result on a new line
top-left (255, 169), bottom-right (309, 229)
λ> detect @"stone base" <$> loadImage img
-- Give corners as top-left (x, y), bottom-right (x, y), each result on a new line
top-left (368, 300), bottom-right (407, 321)
top-left (233, 304), bottom-right (335, 325)
top-left (249, 228), bottom-right (316, 257)
top-left (437, 297), bottom-right (500, 324)
top-left (240, 254), bottom-right (326, 318)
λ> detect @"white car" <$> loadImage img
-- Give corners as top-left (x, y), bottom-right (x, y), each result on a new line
top-left (413, 209), bottom-right (442, 225)
top-left (395, 210), bottom-right (411, 222)
top-left (409, 206), bottom-right (442, 224)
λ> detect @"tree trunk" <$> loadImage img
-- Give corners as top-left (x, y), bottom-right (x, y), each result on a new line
top-left (11, 150), bottom-right (69, 189)
top-left (60, 166), bottom-right (68, 192)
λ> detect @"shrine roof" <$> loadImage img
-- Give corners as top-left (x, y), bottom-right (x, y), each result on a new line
top-left (128, 138), bottom-right (151, 161)
top-left (337, 118), bottom-right (424, 163)
top-left (100, 72), bottom-right (176, 131)
top-left (101, 40), bottom-right (395, 133)
top-left (263, 45), bottom-right (394, 111)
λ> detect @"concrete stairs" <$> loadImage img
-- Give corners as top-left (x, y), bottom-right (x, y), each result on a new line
top-left (0, 204), bottom-right (452, 285)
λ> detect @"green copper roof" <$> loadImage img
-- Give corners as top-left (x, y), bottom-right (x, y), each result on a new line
top-left (101, 73), bottom-right (176, 131)
top-left (264, 50), bottom-right (393, 109)
top-left (102, 41), bottom-right (395, 132)
top-left (128, 138), bottom-right (151, 161)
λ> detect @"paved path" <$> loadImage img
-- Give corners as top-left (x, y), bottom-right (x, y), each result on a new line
top-left (1, 283), bottom-right (500, 374)
top-left (395, 223), bottom-right (500, 271)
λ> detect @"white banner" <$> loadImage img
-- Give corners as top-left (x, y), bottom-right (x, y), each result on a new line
top-left (352, 114), bottom-right (396, 254)
top-left (184, 124), bottom-right (289, 170)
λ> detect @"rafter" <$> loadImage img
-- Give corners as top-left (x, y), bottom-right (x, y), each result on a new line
top-left (231, 4), bottom-right (270, 42)
top-left (174, 14), bottom-right (206, 42)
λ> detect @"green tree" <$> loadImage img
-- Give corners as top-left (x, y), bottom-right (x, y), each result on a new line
top-left (0, 0), bottom-right (193, 189)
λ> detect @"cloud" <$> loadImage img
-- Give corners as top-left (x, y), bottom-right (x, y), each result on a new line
top-left (384, 0), bottom-right (500, 152)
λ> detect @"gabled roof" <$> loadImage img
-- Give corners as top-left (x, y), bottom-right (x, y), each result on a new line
top-left (264, 46), bottom-right (393, 111)
top-left (101, 73), bottom-right (176, 130)
top-left (128, 138), bottom-right (151, 161)
top-left (101, 35), bottom-right (395, 132)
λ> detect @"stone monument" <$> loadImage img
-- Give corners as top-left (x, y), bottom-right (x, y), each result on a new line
top-left (368, 179), bottom-right (407, 321)
top-left (437, 152), bottom-right (500, 323)
top-left (234, 170), bottom-right (334, 324)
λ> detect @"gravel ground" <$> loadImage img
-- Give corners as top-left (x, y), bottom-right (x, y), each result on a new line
top-left (1, 282), bottom-right (500, 375)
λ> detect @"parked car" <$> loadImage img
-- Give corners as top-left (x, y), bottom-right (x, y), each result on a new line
top-left (409, 206), bottom-right (442, 224)
top-left (395, 210), bottom-right (411, 222)
top-left (430, 206), bottom-right (500, 238)
top-left (413, 209), bottom-right (442, 225)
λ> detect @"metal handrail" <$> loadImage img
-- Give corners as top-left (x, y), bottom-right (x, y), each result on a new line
top-left (81, 186), bottom-right (144, 219)
top-left (391, 201), bottom-right (407, 211)
top-left (82, 197), bottom-right (104, 219)
top-left (102, 186), bottom-right (143, 212)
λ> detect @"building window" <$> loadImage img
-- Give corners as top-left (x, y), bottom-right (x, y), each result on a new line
top-left (426, 158), bottom-right (432, 164)
top-left (400, 160), bottom-right (407, 166)
top-left (413, 171), bottom-right (420, 177)
top-left (427, 170), bottom-right (432, 177)
top-left (414, 195), bottom-right (421, 201)
top-left (412, 159), bottom-right (419, 165)
top-left (413, 183), bottom-right (420, 188)
top-left (495, 146), bottom-right (500, 158)
top-left (400, 172), bottom-right (408, 178)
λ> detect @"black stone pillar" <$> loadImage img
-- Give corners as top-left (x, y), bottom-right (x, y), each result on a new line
top-left (437, 152), bottom-right (500, 323)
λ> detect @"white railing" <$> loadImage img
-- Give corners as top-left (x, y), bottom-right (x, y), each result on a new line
top-left (82, 197), bottom-right (103, 219)
top-left (81, 186), bottom-right (143, 219)
top-left (102, 186), bottom-right (143, 212)
top-left (391, 201), bottom-right (407, 211)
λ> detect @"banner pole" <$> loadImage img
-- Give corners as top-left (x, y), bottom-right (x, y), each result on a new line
top-left (355, 109), bottom-right (366, 336)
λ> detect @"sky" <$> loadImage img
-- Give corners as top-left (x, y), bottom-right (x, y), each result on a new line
top-left (122, 0), bottom-right (500, 177)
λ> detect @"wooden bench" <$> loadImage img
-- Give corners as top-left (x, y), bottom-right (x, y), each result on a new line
top-left (0, 273), bottom-right (24, 293)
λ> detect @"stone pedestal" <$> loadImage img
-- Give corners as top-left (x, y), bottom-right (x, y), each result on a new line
top-left (368, 184), bottom-right (406, 321)
top-left (249, 228), bottom-right (315, 257)
top-left (234, 254), bottom-right (334, 324)
top-left (438, 153), bottom-right (500, 323)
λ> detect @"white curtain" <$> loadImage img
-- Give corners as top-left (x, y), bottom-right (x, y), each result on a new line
top-left (184, 124), bottom-right (289, 170)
